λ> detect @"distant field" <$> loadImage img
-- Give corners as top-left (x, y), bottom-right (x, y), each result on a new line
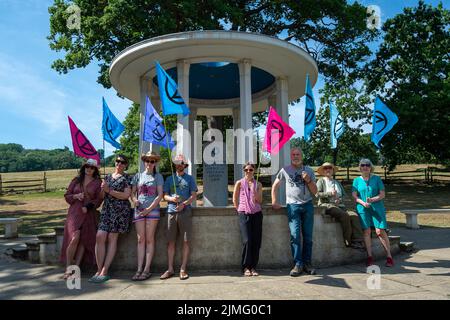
top-left (1, 167), bottom-right (116, 191)
top-left (0, 164), bottom-right (448, 194)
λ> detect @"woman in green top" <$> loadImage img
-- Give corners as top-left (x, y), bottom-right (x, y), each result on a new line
top-left (352, 159), bottom-right (394, 267)
top-left (316, 162), bottom-right (364, 249)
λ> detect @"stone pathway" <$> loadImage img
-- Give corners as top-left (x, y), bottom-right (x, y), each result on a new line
top-left (0, 227), bottom-right (449, 300)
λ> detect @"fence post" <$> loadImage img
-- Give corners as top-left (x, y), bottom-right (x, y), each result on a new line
top-left (384, 167), bottom-right (387, 181)
top-left (0, 174), bottom-right (2, 195)
top-left (425, 167), bottom-right (428, 183)
top-left (43, 172), bottom-right (47, 192)
top-left (346, 167), bottom-right (350, 182)
top-left (430, 167), bottom-right (433, 183)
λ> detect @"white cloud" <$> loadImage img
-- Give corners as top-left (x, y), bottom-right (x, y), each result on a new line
top-left (0, 53), bottom-right (67, 132)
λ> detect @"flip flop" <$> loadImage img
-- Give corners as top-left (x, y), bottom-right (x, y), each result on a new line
top-left (251, 269), bottom-right (259, 276)
top-left (88, 274), bottom-right (99, 283)
top-left (160, 270), bottom-right (174, 280)
top-left (244, 269), bottom-right (252, 277)
top-left (179, 270), bottom-right (189, 280)
top-left (138, 271), bottom-right (151, 281)
top-left (132, 271), bottom-right (142, 281)
top-left (95, 275), bottom-right (110, 283)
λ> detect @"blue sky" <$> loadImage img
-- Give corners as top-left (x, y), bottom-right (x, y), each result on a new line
top-left (0, 0), bottom-right (447, 156)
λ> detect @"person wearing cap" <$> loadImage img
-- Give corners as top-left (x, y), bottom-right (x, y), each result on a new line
top-left (271, 147), bottom-right (318, 276)
top-left (129, 151), bottom-right (164, 281)
top-left (316, 162), bottom-right (364, 249)
top-left (160, 154), bottom-right (198, 281)
top-left (233, 162), bottom-right (263, 277)
top-left (90, 154), bottom-right (133, 283)
top-left (61, 158), bottom-right (103, 280)
top-left (352, 158), bottom-right (394, 267)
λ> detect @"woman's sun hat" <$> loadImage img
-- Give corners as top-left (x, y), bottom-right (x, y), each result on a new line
top-left (317, 162), bottom-right (338, 176)
top-left (141, 151), bottom-right (161, 162)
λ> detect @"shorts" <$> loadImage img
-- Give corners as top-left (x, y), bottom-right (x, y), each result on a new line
top-left (133, 209), bottom-right (160, 222)
top-left (167, 207), bottom-right (192, 242)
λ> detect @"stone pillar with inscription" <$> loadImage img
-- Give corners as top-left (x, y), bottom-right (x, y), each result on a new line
top-left (202, 116), bottom-right (228, 207)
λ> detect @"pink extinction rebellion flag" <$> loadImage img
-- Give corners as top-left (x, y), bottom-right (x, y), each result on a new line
top-left (68, 116), bottom-right (101, 164)
top-left (263, 106), bottom-right (296, 155)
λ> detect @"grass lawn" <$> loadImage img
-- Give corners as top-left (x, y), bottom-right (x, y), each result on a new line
top-left (1, 182), bottom-right (449, 236)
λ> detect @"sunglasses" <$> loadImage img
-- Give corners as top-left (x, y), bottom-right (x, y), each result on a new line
top-left (116, 160), bottom-right (127, 165)
top-left (85, 165), bottom-right (96, 170)
top-left (360, 164), bottom-right (371, 168)
top-left (145, 160), bottom-right (156, 164)
top-left (244, 168), bottom-right (254, 172)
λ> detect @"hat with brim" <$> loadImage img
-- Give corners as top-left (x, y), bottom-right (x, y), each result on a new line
top-left (317, 162), bottom-right (338, 176)
top-left (85, 158), bottom-right (100, 168)
top-left (141, 151), bottom-right (161, 162)
top-left (173, 154), bottom-right (189, 167)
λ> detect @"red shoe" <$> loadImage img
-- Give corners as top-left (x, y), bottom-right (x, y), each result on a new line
top-left (366, 256), bottom-right (374, 267)
top-left (386, 257), bottom-right (394, 267)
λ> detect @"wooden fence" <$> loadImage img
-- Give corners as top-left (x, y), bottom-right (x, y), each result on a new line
top-left (0, 172), bottom-right (47, 194)
top-left (332, 166), bottom-right (450, 183)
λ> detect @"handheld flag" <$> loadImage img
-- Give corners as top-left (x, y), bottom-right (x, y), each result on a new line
top-left (155, 61), bottom-right (190, 116)
top-left (143, 96), bottom-right (176, 149)
top-left (371, 97), bottom-right (398, 148)
top-left (102, 97), bottom-right (124, 149)
top-left (304, 74), bottom-right (316, 142)
top-left (330, 100), bottom-right (345, 149)
top-left (263, 106), bottom-right (296, 155)
top-left (68, 116), bottom-right (101, 163)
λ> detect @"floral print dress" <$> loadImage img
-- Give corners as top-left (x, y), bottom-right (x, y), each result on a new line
top-left (98, 173), bottom-right (132, 233)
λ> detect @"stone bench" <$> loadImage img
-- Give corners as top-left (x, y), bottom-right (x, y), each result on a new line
top-left (401, 209), bottom-right (450, 229)
top-left (0, 218), bottom-right (23, 238)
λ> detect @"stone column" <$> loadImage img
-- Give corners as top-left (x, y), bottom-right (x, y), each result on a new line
top-left (176, 60), bottom-right (192, 173)
top-left (238, 59), bottom-right (253, 166)
top-left (275, 77), bottom-right (290, 205)
top-left (232, 107), bottom-right (242, 182)
top-left (139, 78), bottom-right (161, 173)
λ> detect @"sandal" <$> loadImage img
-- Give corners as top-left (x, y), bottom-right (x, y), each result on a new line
top-left (62, 271), bottom-right (73, 280)
top-left (251, 269), bottom-right (259, 276)
top-left (160, 270), bottom-right (174, 280)
top-left (179, 270), bottom-right (189, 280)
top-left (244, 269), bottom-right (252, 277)
top-left (132, 271), bottom-right (142, 281)
top-left (138, 271), bottom-right (152, 281)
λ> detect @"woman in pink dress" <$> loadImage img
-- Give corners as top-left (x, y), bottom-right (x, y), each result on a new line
top-left (61, 158), bottom-right (103, 279)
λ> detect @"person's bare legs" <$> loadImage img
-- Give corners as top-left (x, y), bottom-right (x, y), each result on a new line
top-left (167, 241), bottom-right (175, 273)
top-left (376, 228), bottom-right (392, 258)
top-left (65, 230), bottom-right (80, 269)
top-left (135, 220), bottom-right (146, 273)
top-left (94, 230), bottom-right (108, 276)
top-left (363, 228), bottom-right (373, 257)
top-left (99, 232), bottom-right (119, 276)
top-left (180, 241), bottom-right (190, 272)
top-left (74, 243), bottom-right (85, 266)
top-left (143, 220), bottom-right (158, 273)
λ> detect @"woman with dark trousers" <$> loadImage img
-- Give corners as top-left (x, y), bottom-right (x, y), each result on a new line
top-left (233, 162), bottom-right (263, 276)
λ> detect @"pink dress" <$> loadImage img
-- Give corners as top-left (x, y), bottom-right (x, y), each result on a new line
top-left (60, 178), bottom-right (103, 266)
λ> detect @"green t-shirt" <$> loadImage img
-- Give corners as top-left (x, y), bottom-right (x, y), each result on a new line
top-left (352, 175), bottom-right (386, 214)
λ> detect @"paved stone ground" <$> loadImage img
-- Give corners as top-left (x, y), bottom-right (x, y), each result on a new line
top-left (0, 227), bottom-right (449, 300)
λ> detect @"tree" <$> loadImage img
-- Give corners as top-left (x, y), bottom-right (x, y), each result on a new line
top-left (365, 1), bottom-right (450, 168)
top-left (48, 0), bottom-right (379, 166)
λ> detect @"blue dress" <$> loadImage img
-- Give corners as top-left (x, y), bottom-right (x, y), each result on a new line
top-left (352, 175), bottom-right (387, 230)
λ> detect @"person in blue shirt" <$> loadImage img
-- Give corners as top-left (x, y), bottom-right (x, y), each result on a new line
top-left (160, 154), bottom-right (198, 281)
top-left (352, 158), bottom-right (394, 268)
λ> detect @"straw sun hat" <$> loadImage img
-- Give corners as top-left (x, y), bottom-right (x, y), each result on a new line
top-left (140, 151), bottom-right (161, 162)
top-left (317, 162), bottom-right (338, 176)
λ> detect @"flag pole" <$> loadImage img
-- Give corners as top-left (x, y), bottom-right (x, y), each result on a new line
top-left (103, 139), bottom-right (106, 178)
top-left (255, 106), bottom-right (270, 187)
top-left (162, 114), bottom-right (178, 196)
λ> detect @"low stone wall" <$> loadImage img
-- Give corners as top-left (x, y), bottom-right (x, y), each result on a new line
top-left (30, 206), bottom-right (400, 271)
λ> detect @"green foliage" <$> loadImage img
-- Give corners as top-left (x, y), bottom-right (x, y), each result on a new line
top-left (0, 144), bottom-right (84, 173)
top-left (365, 1), bottom-right (450, 168)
